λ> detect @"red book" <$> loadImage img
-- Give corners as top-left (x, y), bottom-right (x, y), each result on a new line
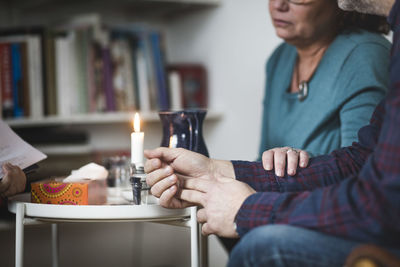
top-left (167, 64), bottom-right (208, 109)
top-left (20, 42), bottom-right (30, 117)
top-left (0, 43), bottom-right (14, 118)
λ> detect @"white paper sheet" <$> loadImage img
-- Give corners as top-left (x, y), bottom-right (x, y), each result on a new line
top-left (0, 120), bottom-right (47, 179)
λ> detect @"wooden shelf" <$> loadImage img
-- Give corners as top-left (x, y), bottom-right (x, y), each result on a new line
top-left (34, 144), bottom-right (93, 155)
top-left (5, 110), bottom-right (223, 128)
top-left (8, 0), bottom-right (221, 24)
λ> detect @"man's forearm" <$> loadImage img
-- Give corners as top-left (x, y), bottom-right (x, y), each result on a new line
top-left (232, 141), bottom-right (372, 192)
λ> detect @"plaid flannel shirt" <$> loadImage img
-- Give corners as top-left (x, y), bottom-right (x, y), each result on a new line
top-left (232, 0), bottom-right (400, 248)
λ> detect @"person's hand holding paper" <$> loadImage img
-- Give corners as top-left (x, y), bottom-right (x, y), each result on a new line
top-left (0, 120), bottom-right (47, 180)
top-left (0, 163), bottom-right (26, 198)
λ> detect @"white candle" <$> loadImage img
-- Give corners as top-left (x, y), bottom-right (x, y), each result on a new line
top-left (131, 113), bottom-right (144, 167)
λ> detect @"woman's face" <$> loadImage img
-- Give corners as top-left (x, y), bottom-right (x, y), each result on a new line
top-left (269, 0), bottom-right (339, 46)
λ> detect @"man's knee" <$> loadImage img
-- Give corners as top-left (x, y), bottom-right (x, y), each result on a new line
top-left (228, 225), bottom-right (294, 267)
top-left (237, 224), bottom-right (294, 250)
top-left (228, 224), bottom-right (359, 267)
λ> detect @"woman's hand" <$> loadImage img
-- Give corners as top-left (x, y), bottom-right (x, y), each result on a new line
top-left (262, 147), bottom-right (310, 177)
top-left (0, 163), bottom-right (27, 198)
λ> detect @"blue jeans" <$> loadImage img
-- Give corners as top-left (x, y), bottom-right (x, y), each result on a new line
top-left (228, 225), bottom-right (363, 267)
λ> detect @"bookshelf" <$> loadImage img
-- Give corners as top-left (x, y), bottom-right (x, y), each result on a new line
top-left (4, 0), bottom-right (221, 27)
top-left (1, 0), bottom-right (223, 156)
top-left (1, 0), bottom-right (222, 124)
top-left (5, 110), bottom-right (223, 127)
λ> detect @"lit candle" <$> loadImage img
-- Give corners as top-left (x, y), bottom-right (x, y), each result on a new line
top-left (131, 113), bottom-right (144, 167)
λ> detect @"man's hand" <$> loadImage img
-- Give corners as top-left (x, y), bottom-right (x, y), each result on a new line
top-left (262, 147), bottom-right (309, 177)
top-left (0, 163), bottom-right (27, 198)
top-left (180, 177), bottom-right (256, 238)
top-left (144, 147), bottom-right (214, 208)
top-left (144, 147), bottom-right (236, 209)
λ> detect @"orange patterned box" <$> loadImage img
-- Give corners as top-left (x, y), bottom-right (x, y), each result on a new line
top-left (31, 179), bottom-right (107, 205)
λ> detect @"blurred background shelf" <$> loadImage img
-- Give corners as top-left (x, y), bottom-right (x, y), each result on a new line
top-left (34, 144), bottom-right (93, 155)
top-left (5, 110), bottom-right (223, 127)
top-left (1, 0), bottom-right (221, 27)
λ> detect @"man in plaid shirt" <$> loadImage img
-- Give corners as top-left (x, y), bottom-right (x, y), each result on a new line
top-left (145, 0), bottom-right (400, 265)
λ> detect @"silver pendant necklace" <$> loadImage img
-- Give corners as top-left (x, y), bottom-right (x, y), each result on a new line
top-left (298, 81), bottom-right (308, 101)
top-left (295, 59), bottom-right (311, 102)
top-left (295, 55), bottom-right (321, 102)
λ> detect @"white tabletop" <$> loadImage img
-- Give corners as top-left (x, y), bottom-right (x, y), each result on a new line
top-left (8, 193), bottom-right (191, 222)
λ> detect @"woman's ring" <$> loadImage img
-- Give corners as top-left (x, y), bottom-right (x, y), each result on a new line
top-left (287, 147), bottom-right (298, 154)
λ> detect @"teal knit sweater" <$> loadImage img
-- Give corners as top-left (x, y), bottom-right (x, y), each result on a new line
top-left (258, 30), bottom-right (390, 158)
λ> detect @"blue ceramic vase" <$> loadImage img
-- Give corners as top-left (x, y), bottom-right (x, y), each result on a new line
top-left (159, 109), bottom-right (209, 157)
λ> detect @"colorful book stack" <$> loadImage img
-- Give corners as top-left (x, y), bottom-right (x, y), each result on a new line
top-left (0, 28), bottom-right (46, 119)
top-left (0, 15), bottom-right (174, 119)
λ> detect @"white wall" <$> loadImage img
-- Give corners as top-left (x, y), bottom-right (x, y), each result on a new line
top-left (166, 0), bottom-right (281, 160)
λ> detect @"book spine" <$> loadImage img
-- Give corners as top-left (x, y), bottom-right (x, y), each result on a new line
top-left (11, 43), bottom-right (24, 117)
top-left (0, 43), bottom-right (14, 118)
top-left (102, 47), bottom-right (115, 111)
top-left (67, 31), bottom-right (80, 115)
top-left (150, 32), bottom-right (169, 111)
top-left (28, 36), bottom-right (44, 118)
top-left (20, 42), bottom-right (30, 117)
top-left (136, 43), bottom-right (150, 112)
top-left (129, 38), bottom-right (140, 110)
top-left (92, 43), bottom-right (105, 112)
top-left (110, 39), bottom-right (128, 111)
top-left (141, 31), bottom-right (158, 110)
top-left (74, 29), bottom-right (89, 114)
top-left (168, 71), bottom-right (183, 110)
top-left (81, 28), bottom-right (90, 113)
top-left (87, 42), bottom-right (96, 113)
top-left (55, 36), bottom-right (71, 117)
top-left (122, 40), bottom-right (137, 111)
top-left (44, 33), bottom-right (57, 116)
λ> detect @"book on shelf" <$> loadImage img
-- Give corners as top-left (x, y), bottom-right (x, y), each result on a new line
top-left (110, 34), bottom-right (137, 111)
top-left (167, 64), bottom-right (208, 109)
top-left (0, 14), bottom-right (181, 122)
top-left (168, 71), bottom-right (183, 110)
top-left (150, 31), bottom-right (169, 111)
top-left (10, 43), bottom-right (24, 118)
top-left (0, 43), bottom-right (13, 118)
top-left (0, 26), bottom-right (58, 117)
top-left (0, 35), bottom-right (44, 119)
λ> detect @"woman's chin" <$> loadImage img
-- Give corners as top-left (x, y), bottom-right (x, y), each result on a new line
top-left (275, 30), bottom-right (296, 42)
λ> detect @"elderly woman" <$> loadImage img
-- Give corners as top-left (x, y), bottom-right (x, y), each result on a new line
top-left (259, 0), bottom-right (390, 176)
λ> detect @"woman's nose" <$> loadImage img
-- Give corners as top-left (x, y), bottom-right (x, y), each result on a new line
top-left (271, 0), bottom-right (289, 11)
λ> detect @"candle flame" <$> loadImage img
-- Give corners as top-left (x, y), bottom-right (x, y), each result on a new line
top-left (133, 113), bottom-right (141, 132)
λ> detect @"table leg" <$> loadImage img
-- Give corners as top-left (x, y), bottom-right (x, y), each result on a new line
top-left (15, 203), bottom-right (25, 267)
top-left (190, 207), bottom-right (199, 267)
top-left (200, 234), bottom-right (209, 267)
top-left (51, 224), bottom-right (59, 267)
